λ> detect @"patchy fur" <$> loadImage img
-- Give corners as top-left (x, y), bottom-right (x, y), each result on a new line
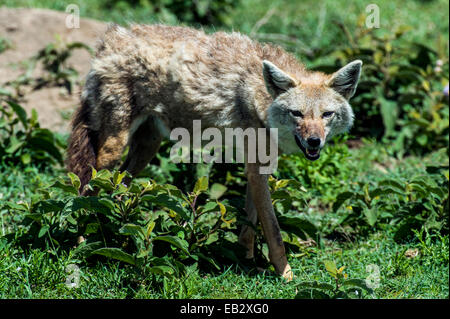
top-left (67, 23), bottom-right (362, 279)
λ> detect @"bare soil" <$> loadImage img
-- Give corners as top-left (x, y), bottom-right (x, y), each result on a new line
top-left (0, 7), bottom-right (107, 133)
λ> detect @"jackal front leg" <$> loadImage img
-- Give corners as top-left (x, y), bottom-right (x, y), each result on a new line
top-left (246, 162), bottom-right (293, 281)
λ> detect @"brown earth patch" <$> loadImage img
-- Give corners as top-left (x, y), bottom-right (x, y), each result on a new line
top-left (0, 7), bottom-right (107, 133)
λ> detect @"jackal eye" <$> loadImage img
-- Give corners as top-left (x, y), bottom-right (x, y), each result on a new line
top-left (290, 110), bottom-right (303, 118)
top-left (322, 111), bottom-right (335, 118)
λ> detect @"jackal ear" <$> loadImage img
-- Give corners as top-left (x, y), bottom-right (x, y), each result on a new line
top-left (262, 60), bottom-right (297, 98)
top-left (327, 60), bottom-right (363, 100)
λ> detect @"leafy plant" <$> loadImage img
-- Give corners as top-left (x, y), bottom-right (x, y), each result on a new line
top-left (0, 37), bottom-right (12, 54)
top-left (331, 164), bottom-right (449, 240)
top-left (3, 170), bottom-right (244, 278)
top-left (6, 38), bottom-right (92, 97)
top-left (107, 0), bottom-right (239, 26)
top-left (295, 260), bottom-right (373, 299)
top-left (0, 101), bottom-right (64, 168)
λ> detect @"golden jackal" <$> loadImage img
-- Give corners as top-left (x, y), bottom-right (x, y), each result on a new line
top-left (67, 24), bottom-right (362, 280)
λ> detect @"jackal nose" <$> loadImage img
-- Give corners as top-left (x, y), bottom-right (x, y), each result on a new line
top-left (307, 137), bottom-right (321, 148)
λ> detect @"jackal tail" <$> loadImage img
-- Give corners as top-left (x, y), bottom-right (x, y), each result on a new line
top-left (66, 99), bottom-right (97, 194)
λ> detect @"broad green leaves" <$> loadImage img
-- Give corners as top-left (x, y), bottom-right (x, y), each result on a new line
top-left (332, 170), bottom-right (449, 240)
top-left (4, 172), bottom-right (239, 280)
top-left (153, 236), bottom-right (189, 255)
top-left (0, 101), bottom-right (63, 167)
top-left (296, 261), bottom-right (374, 299)
top-left (92, 248), bottom-right (136, 265)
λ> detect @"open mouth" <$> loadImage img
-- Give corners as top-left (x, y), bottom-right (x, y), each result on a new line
top-left (294, 135), bottom-right (321, 161)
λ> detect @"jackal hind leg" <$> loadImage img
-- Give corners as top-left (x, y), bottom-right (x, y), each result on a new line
top-left (119, 115), bottom-right (163, 184)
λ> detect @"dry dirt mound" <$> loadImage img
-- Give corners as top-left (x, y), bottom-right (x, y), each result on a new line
top-left (0, 7), bottom-right (107, 133)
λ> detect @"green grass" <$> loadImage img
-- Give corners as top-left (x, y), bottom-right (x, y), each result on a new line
top-left (1, 229), bottom-right (447, 298)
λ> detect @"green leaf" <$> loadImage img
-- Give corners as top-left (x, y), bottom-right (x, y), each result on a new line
top-left (0, 86), bottom-right (12, 96)
top-left (68, 172), bottom-right (81, 191)
top-left (7, 101), bottom-right (28, 128)
top-left (5, 136), bottom-right (23, 154)
top-left (364, 208), bottom-right (378, 227)
top-left (416, 134), bottom-right (427, 146)
top-left (72, 241), bottom-right (103, 258)
top-left (426, 165), bottom-right (449, 175)
top-left (194, 176), bottom-right (209, 194)
top-left (409, 183), bottom-right (428, 197)
top-left (324, 260), bottom-right (338, 278)
top-left (51, 180), bottom-right (79, 196)
top-left (148, 265), bottom-right (175, 276)
top-left (28, 130), bottom-right (63, 163)
top-left (98, 198), bottom-right (115, 211)
top-left (209, 183), bottom-right (227, 200)
top-left (146, 221), bottom-right (156, 239)
top-left (5, 202), bottom-right (28, 211)
top-left (20, 153), bottom-right (31, 165)
top-left (141, 194), bottom-right (189, 220)
top-left (33, 199), bottom-right (65, 214)
top-left (345, 287), bottom-right (366, 299)
top-left (24, 213), bottom-right (41, 222)
top-left (85, 223), bottom-right (99, 235)
top-left (64, 197), bottom-right (111, 215)
top-left (119, 223), bottom-right (145, 239)
top-left (89, 178), bottom-right (114, 192)
top-left (66, 41), bottom-right (94, 55)
top-left (333, 191), bottom-right (354, 212)
top-left (194, 252), bottom-right (220, 270)
top-left (38, 225), bottom-right (49, 238)
top-left (200, 201), bottom-right (219, 213)
top-left (91, 248), bottom-right (135, 265)
top-left (277, 215), bottom-right (317, 240)
top-left (378, 179), bottom-right (405, 192)
top-left (113, 170), bottom-right (127, 186)
top-left (91, 167), bottom-right (97, 179)
top-left (370, 186), bottom-right (404, 198)
top-left (342, 279), bottom-right (374, 293)
top-left (153, 235), bottom-right (189, 255)
top-left (429, 186), bottom-right (447, 199)
top-left (30, 109), bottom-right (38, 126)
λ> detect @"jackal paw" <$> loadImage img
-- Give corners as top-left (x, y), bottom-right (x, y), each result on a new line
top-left (281, 263), bottom-right (294, 281)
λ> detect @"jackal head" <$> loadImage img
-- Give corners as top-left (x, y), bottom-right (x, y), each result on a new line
top-left (265, 60), bottom-right (362, 160)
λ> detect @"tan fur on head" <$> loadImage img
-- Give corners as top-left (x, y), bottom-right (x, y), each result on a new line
top-left (266, 60), bottom-right (361, 158)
